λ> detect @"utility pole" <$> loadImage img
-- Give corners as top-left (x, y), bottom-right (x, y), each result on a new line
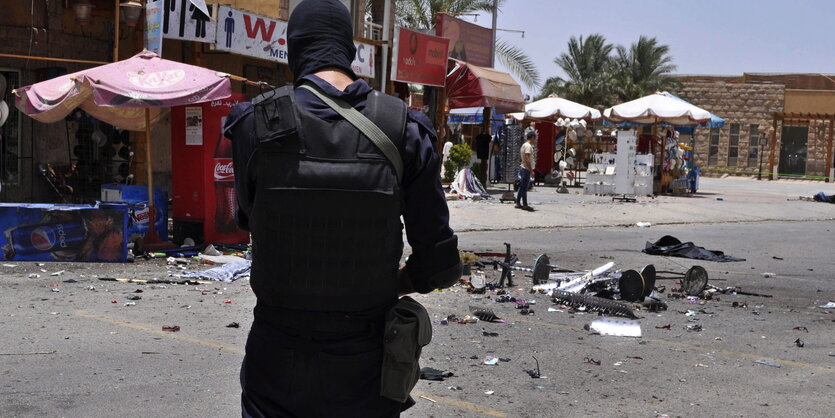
top-left (491, 0), bottom-right (498, 67)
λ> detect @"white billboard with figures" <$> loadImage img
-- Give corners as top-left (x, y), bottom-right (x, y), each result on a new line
top-left (160, 0), bottom-right (216, 43)
top-left (214, 6), bottom-right (374, 79)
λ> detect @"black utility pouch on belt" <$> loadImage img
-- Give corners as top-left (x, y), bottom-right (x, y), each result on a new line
top-left (380, 296), bottom-right (432, 403)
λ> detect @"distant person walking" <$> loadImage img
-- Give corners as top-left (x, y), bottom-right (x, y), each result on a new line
top-left (516, 131), bottom-right (536, 211)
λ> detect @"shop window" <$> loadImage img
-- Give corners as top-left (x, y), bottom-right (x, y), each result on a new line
top-left (708, 127), bottom-right (720, 166)
top-left (728, 124), bottom-right (740, 167)
top-left (1, 70), bottom-right (21, 187)
top-left (747, 124), bottom-right (759, 167)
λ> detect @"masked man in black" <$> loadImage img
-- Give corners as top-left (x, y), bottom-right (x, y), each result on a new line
top-left (223, 0), bottom-right (461, 416)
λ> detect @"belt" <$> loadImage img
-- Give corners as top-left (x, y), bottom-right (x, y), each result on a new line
top-left (254, 304), bottom-right (384, 335)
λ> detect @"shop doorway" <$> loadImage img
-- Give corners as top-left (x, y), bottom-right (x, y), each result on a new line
top-left (779, 125), bottom-right (808, 176)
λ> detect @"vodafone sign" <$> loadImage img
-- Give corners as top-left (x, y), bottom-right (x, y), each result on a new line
top-left (391, 28), bottom-right (450, 87)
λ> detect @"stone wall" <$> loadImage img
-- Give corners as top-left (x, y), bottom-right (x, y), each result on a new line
top-left (674, 82), bottom-right (785, 177)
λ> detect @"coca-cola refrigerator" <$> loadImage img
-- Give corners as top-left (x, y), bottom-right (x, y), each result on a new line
top-left (171, 94), bottom-right (249, 244)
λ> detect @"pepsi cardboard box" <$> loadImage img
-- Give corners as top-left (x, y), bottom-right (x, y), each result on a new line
top-left (101, 184), bottom-right (168, 242)
top-left (0, 202), bottom-right (129, 262)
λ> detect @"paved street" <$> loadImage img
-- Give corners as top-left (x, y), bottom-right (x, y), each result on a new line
top-left (1, 177), bottom-right (834, 417)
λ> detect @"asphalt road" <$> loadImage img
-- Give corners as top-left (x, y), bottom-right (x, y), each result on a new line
top-left (1, 218), bottom-right (833, 417)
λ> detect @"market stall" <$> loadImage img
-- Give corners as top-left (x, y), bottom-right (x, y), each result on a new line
top-left (13, 51), bottom-right (233, 245)
top-left (445, 60), bottom-right (524, 189)
top-left (518, 95), bottom-right (602, 187)
top-left (604, 92), bottom-right (713, 194)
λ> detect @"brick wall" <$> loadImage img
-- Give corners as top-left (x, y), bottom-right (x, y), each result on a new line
top-left (0, 2), bottom-right (112, 202)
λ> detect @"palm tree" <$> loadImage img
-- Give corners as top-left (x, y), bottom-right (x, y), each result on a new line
top-left (550, 34), bottom-right (614, 107)
top-left (612, 36), bottom-right (679, 102)
top-left (536, 76), bottom-right (565, 100)
top-left (393, 0), bottom-right (540, 89)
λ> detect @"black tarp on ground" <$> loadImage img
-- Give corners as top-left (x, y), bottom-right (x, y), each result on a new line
top-left (643, 235), bottom-right (745, 262)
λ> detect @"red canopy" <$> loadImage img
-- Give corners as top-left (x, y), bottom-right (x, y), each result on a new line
top-left (445, 60), bottom-right (524, 115)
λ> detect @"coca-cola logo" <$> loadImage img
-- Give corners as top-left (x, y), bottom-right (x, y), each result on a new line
top-left (214, 160), bottom-right (235, 180)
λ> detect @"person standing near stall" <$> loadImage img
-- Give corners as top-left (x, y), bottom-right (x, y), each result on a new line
top-left (516, 131), bottom-right (536, 211)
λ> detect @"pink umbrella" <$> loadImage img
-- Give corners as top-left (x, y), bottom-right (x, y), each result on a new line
top-left (14, 50), bottom-right (231, 130)
top-left (13, 50), bottom-right (233, 243)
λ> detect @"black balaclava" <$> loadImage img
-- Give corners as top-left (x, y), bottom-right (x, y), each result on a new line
top-left (287, 0), bottom-right (358, 84)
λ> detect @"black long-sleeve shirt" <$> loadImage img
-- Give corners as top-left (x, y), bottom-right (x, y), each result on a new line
top-left (223, 75), bottom-right (461, 293)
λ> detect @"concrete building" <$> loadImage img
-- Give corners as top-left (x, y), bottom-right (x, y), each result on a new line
top-left (675, 73), bottom-right (835, 180)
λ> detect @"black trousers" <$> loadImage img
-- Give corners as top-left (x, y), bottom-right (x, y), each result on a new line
top-left (240, 309), bottom-right (408, 417)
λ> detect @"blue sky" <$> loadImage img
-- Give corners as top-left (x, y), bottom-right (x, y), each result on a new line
top-left (469, 0), bottom-right (835, 97)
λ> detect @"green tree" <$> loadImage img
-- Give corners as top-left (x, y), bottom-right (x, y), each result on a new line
top-left (612, 35), bottom-right (680, 102)
top-left (394, 0), bottom-right (540, 89)
top-left (550, 34), bottom-right (615, 107)
top-left (536, 76), bottom-right (565, 100)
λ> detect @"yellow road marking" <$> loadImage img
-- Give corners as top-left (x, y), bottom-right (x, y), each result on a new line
top-left (75, 310), bottom-right (508, 417)
top-left (413, 391), bottom-right (506, 417)
top-left (514, 317), bottom-right (834, 374)
top-left (74, 310), bottom-right (244, 355)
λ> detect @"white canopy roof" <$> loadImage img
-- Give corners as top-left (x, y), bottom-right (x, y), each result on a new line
top-left (604, 91), bottom-right (712, 125)
top-left (525, 96), bottom-right (601, 121)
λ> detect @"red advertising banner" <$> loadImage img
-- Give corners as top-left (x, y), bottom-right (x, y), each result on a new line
top-left (391, 27), bottom-right (450, 87)
top-left (436, 14), bottom-right (494, 68)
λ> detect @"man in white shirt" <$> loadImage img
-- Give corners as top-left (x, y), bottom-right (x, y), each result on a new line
top-left (441, 139), bottom-right (453, 177)
top-left (516, 131), bottom-right (536, 211)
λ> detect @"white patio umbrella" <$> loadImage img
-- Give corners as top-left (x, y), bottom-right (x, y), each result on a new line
top-left (604, 92), bottom-right (712, 193)
top-left (603, 91), bottom-right (711, 125)
top-left (525, 95), bottom-right (601, 121)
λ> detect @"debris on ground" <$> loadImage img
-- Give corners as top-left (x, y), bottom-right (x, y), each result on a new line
top-left (469, 305), bottom-right (503, 322)
top-left (643, 235), bottom-right (745, 262)
top-left (525, 356), bottom-right (546, 378)
top-left (181, 260), bottom-right (251, 283)
top-left (419, 367), bottom-right (453, 381)
top-left (805, 192), bottom-right (835, 203)
top-left (753, 359), bottom-right (781, 368)
top-left (586, 318), bottom-right (642, 337)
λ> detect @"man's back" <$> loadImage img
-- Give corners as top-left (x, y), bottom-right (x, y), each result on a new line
top-left (223, 1), bottom-right (461, 415)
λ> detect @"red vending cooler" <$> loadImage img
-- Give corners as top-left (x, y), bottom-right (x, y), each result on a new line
top-left (170, 94), bottom-right (249, 244)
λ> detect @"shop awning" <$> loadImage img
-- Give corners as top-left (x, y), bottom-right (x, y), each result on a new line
top-left (446, 60), bottom-right (524, 115)
top-left (447, 106), bottom-right (505, 124)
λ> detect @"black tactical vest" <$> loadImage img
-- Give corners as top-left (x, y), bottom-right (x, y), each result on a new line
top-left (249, 85), bottom-right (407, 312)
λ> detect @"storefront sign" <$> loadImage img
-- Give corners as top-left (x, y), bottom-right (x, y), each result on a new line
top-left (391, 28), bottom-right (450, 87)
top-left (351, 41), bottom-right (375, 79)
top-left (436, 14), bottom-right (493, 67)
top-left (214, 6), bottom-right (374, 78)
top-left (161, 0), bottom-right (216, 43)
top-left (145, 0), bottom-right (163, 56)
